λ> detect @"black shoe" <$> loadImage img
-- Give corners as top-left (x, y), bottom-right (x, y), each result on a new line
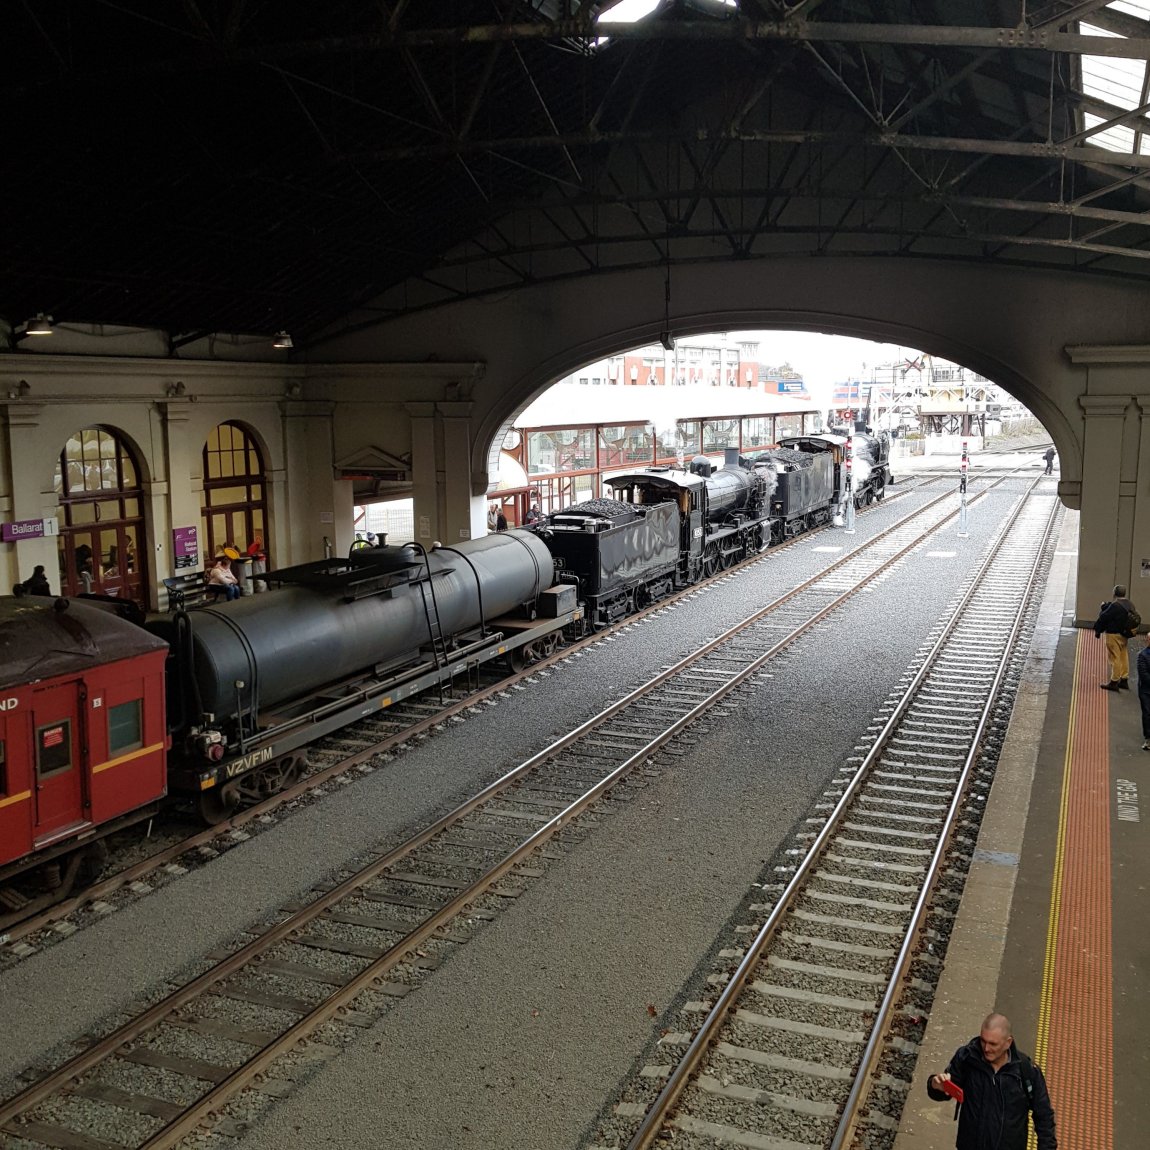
top-left (1101, 682), bottom-right (1120, 691)
top-left (1119, 679), bottom-right (1130, 690)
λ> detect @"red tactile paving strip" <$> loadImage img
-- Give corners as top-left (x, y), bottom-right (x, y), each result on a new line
top-left (1032, 629), bottom-right (1113, 1149)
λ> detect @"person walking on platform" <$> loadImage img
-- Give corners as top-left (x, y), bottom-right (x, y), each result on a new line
top-left (927, 1012), bottom-right (1057, 1150)
top-left (1094, 584), bottom-right (1140, 691)
top-left (1043, 446), bottom-right (1055, 475)
top-left (1138, 636), bottom-right (1150, 750)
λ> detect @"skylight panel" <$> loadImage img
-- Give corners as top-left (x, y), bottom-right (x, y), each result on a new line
top-left (598, 0), bottom-right (662, 21)
top-left (1083, 111), bottom-right (1138, 152)
top-left (597, 0), bottom-right (737, 24)
top-left (1109, 1), bottom-right (1150, 19)
top-left (1078, 15), bottom-right (1150, 152)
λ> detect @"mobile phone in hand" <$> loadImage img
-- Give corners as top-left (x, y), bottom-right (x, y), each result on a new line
top-left (939, 1078), bottom-right (964, 1103)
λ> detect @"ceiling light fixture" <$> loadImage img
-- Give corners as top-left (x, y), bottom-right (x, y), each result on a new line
top-left (24, 313), bottom-right (54, 335)
top-left (273, 331), bottom-right (293, 349)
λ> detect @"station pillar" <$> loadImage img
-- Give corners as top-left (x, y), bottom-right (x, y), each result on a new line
top-left (407, 400), bottom-right (480, 546)
top-left (1062, 344), bottom-right (1150, 622)
top-left (281, 399), bottom-right (349, 562)
top-left (157, 399), bottom-right (200, 590)
top-left (1, 402), bottom-right (57, 592)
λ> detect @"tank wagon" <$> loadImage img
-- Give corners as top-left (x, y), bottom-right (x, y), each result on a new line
top-left (149, 531), bottom-right (580, 820)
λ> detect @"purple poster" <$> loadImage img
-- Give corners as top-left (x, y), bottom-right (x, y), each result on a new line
top-left (172, 526), bottom-right (199, 569)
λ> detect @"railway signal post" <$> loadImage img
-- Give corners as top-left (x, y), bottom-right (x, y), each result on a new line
top-left (958, 439), bottom-right (970, 538)
top-left (843, 435), bottom-right (856, 534)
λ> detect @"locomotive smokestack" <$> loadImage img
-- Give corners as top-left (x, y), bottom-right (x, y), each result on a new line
top-left (724, 447), bottom-right (741, 469)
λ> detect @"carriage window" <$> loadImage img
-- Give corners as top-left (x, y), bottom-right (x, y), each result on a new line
top-left (109, 700), bottom-right (143, 755)
top-left (36, 721), bottom-right (72, 778)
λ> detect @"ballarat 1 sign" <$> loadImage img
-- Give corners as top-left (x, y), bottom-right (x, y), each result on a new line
top-left (2, 517), bottom-right (59, 543)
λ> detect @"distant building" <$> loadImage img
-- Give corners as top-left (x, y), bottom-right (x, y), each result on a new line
top-left (556, 334), bottom-right (767, 391)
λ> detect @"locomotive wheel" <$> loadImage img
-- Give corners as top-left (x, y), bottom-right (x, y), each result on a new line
top-left (199, 783), bottom-right (241, 825)
top-left (864, 488), bottom-right (874, 506)
top-left (703, 549), bottom-right (719, 578)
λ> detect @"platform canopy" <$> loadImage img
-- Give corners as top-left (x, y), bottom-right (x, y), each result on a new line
top-left (6, 2), bottom-right (1150, 347)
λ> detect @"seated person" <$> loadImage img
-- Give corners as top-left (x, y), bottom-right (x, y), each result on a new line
top-left (17, 565), bottom-right (52, 597)
top-left (208, 557), bottom-right (242, 600)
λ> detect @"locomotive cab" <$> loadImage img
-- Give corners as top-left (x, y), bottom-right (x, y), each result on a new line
top-left (608, 469), bottom-right (707, 582)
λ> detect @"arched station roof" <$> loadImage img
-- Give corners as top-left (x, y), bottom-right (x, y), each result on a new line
top-left (6, 2), bottom-right (1150, 349)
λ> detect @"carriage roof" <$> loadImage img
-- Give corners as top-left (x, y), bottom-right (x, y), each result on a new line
top-left (0, 597), bottom-right (167, 689)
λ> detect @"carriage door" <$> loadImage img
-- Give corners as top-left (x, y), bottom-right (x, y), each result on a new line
top-left (31, 682), bottom-right (85, 842)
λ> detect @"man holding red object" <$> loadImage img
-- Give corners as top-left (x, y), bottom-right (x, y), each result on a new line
top-left (927, 1013), bottom-right (1057, 1149)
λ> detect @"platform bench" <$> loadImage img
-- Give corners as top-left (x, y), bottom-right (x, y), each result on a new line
top-left (163, 572), bottom-right (224, 611)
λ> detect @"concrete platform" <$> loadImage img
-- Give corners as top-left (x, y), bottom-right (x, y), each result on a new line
top-left (894, 507), bottom-right (1146, 1150)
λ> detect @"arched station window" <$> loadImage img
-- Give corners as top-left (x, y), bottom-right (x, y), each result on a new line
top-left (54, 427), bottom-right (147, 602)
top-left (201, 422), bottom-right (268, 570)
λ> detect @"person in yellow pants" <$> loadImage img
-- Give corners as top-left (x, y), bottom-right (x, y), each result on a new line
top-left (1094, 584), bottom-right (1139, 690)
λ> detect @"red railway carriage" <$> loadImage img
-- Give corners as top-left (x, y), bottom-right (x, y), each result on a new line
top-left (0, 597), bottom-right (168, 926)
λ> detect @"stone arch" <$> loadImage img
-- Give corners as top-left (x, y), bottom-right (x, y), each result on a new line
top-left (479, 312), bottom-right (1076, 500)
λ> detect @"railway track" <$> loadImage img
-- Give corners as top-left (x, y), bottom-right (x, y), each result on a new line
top-left (589, 481), bottom-right (1059, 1150)
top-left (0, 477), bottom-right (1022, 1148)
top-left (0, 477), bottom-right (946, 956)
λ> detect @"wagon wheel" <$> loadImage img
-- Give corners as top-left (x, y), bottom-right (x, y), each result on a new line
top-left (198, 783), bottom-right (241, 825)
top-left (76, 841), bottom-right (110, 887)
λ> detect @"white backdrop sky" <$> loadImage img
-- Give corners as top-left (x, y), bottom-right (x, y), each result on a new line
top-left (727, 330), bottom-right (925, 405)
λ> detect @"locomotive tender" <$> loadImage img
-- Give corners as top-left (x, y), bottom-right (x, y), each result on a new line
top-left (538, 449), bottom-right (774, 629)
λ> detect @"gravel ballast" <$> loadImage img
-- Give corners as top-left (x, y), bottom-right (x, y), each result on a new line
top-left (0, 478), bottom-right (1032, 1150)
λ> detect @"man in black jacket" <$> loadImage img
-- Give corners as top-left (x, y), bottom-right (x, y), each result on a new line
top-left (928, 1013), bottom-right (1056, 1149)
top-left (1094, 584), bottom-right (1138, 691)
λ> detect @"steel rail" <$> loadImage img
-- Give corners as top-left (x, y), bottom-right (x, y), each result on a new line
top-left (829, 497), bottom-right (1059, 1146)
top-left (624, 478), bottom-right (1049, 1149)
top-left (2, 478), bottom-right (934, 947)
top-left (0, 481), bottom-right (981, 1138)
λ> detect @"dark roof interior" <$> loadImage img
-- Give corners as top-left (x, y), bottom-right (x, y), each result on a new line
top-left (5, 1), bottom-right (1150, 351)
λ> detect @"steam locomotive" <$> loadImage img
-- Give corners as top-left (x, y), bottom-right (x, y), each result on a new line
top-left (537, 433), bottom-right (891, 628)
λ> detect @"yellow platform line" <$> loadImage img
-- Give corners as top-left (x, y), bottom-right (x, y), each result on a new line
top-left (1030, 629), bottom-right (1114, 1150)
